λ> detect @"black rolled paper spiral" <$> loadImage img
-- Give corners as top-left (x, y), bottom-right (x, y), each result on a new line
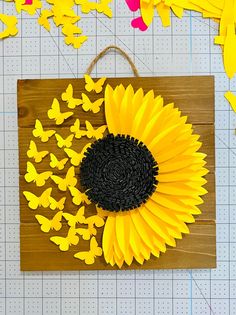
top-left (80, 134), bottom-right (158, 212)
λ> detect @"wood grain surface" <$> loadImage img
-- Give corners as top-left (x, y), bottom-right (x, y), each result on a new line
top-left (18, 76), bottom-right (216, 271)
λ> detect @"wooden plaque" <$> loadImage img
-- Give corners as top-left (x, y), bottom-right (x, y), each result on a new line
top-left (18, 76), bottom-right (216, 271)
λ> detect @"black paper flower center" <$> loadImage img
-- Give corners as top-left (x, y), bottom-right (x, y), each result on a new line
top-left (80, 134), bottom-right (158, 212)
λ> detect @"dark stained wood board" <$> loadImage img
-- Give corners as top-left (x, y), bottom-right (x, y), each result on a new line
top-left (18, 76), bottom-right (216, 271)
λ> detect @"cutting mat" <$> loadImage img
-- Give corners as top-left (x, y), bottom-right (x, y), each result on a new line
top-left (18, 76), bottom-right (215, 271)
top-left (0, 0), bottom-right (235, 314)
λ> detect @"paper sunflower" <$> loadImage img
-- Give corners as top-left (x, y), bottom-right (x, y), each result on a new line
top-left (80, 84), bottom-right (208, 268)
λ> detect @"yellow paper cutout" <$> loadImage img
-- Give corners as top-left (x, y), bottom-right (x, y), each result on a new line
top-left (35, 211), bottom-right (63, 233)
top-left (49, 196), bottom-right (66, 210)
top-left (27, 140), bottom-right (49, 163)
top-left (50, 227), bottom-right (79, 251)
top-left (24, 162), bottom-right (52, 187)
top-left (70, 119), bottom-right (87, 139)
top-left (75, 0), bottom-right (112, 17)
top-left (62, 206), bottom-right (86, 227)
top-left (81, 93), bottom-right (104, 114)
top-left (61, 84), bottom-right (83, 109)
top-left (85, 215), bottom-right (105, 236)
top-left (23, 188), bottom-right (52, 210)
top-left (38, 9), bottom-right (53, 31)
top-left (84, 75), bottom-right (106, 93)
top-left (68, 186), bottom-right (91, 206)
top-left (48, 98), bottom-right (73, 125)
top-left (49, 153), bottom-right (68, 170)
top-left (85, 120), bottom-right (107, 140)
top-left (64, 143), bottom-right (91, 166)
top-left (75, 228), bottom-right (91, 240)
top-left (74, 236), bottom-right (102, 264)
top-left (0, 14), bottom-right (18, 39)
top-left (14, 0), bottom-right (42, 15)
top-left (51, 166), bottom-right (77, 191)
top-left (225, 90), bottom-right (236, 112)
top-left (33, 119), bottom-right (56, 143)
top-left (65, 35), bottom-right (88, 49)
top-left (55, 133), bottom-right (74, 148)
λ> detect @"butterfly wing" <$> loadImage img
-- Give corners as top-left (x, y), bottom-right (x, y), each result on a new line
top-left (32, 119), bottom-right (43, 138)
top-left (84, 74), bottom-right (94, 92)
top-left (63, 213), bottom-right (76, 227)
top-left (64, 135), bottom-right (74, 148)
top-left (81, 93), bottom-right (92, 112)
top-left (50, 236), bottom-right (70, 251)
top-left (25, 162), bottom-right (38, 183)
top-left (67, 227), bottom-right (79, 246)
top-left (85, 120), bottom-right (94, 138)
top-left (27, 140), bottom-right (48, 163)
top-left (51, 211), bottom-right (63, 231)
top-left (35, 215), bottom-right (51, 233)
top-left (40, 188), bottom-right (52, 208)
top-left (68, 186), bottom-right (82, 205)
top-left (58, 158), bottom-right (68, 170)
top-left (51, 174), bottom-right (67, 191)
top-left (36, 170), bottom-right (52, 187)
top-left (90, 236), bottom-right (103, 257)
top-left (76, 228), bottom-right (91, 240)
top-left (48, 98), bottom-right (60, 121)
top-left (50, 153), bottom-right (59, 168)
top-left (94, 77), bottom-right (106, 93)
top-left (94, 125), bottom-right (107, 140)
top-left (55, 134), bottom-right (64, 148)
top-left (49, 196), bottom-right (57, 210)
top-left (61, 84), bottom-right (73, 103)
top-left (75, 206), bottom-right (86, 224)
top-left (23, 191), bottom-right (39, 210)
top-left (91, 98), bottom-right (104, 114)
top-left (57, 197), bottom-right (66, 210)
top-left (74, 251), bottom-right (93, 264)
top-left (64, 148), bottom-right (81, 166)
top-left (65, 166), bottom-right (77, 188)
top-left (42, 130), bottom-right (56, 142)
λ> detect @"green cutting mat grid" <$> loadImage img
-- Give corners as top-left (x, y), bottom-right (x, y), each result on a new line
top-left (0, 1), bottom-right (235, 315)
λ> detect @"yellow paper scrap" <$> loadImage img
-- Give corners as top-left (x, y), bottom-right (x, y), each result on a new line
top-left (225, 90), bottom-right (236, 112)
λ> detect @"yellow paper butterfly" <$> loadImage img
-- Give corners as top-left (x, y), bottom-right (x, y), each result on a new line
top-left (23, 188), bottom-right (52, 210)
top-left (49, 196), bottom-right (66, 211)
top-left (55, 133), bottom-right (74, 149)
top-left (50, 153), bottom-right (68, 170)
top-left (75, 0), bottom-right (97, 13)
top-left (35, 211), bottom-right (63, 233)
top-left (24, 162), bottom-right (52, 187)
top-left (97, 0), bottom-right (112, 18)
top-left (65, 35), bottom-right (88, 49)
top-left (61, 84), bottom-right (83, 109)
top-left (64, 143), bottom-right (91, 166)
top-left (51, 166), bottom-right (77, 191)
top-left (84, 75), bottom-right (106, 93)
top-left (85, 215), bottom-right (105, 235)
top-left (74, 237), bottom-right (102, 265)
top-left (81, 94), bottom-right (104, 114)
top-left (76, 228), bottom-right (91, 240)
top-left (0, 14), bottom-right (18, 39)
top-left (85, 121), bottom-right (107, 140)
top-left (48, 98), bottom-right (73, 125)
top-left (32, 119), bottom-right (56, 143)
top-left (38, 9), bottom-right (53, 31)
top-left (68, 186), bottom-right (91, 206)
top-left (63, 206), bottom-right (86, 227)
top-left (50, 227), bottom-right (79, 251)
top-left (27, 140), bottom-right (49, 163)
top-left (70, 119), bottom-right (86, 139)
